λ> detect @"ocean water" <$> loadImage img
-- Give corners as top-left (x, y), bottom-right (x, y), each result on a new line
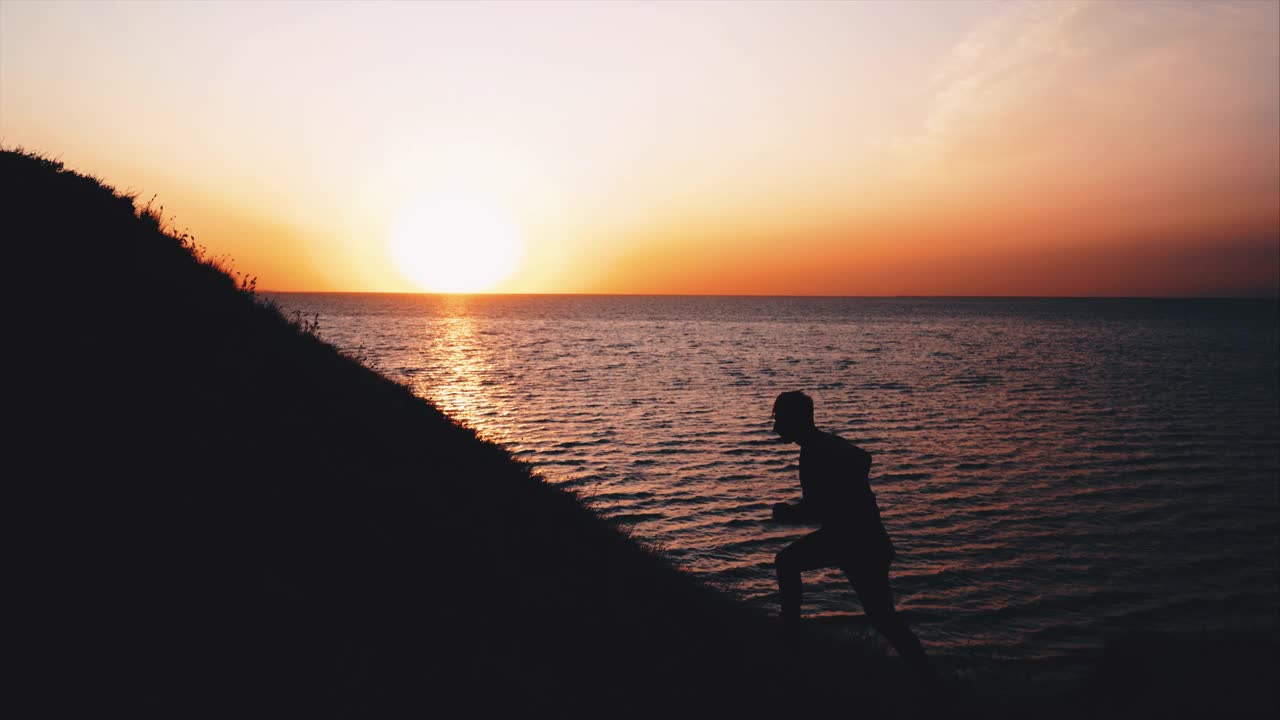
top-left (270, 294), bottom-right (1279, 675)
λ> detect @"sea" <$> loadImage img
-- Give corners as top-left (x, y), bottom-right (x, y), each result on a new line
top-left (270, 294), bottom-right (1278, 679)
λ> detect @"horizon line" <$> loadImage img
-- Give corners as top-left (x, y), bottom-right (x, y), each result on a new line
top-left (259, 290), bottom-right (1280, 301)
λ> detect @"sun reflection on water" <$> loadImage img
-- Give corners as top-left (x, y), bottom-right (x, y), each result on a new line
top-left (406, 297), bottom-right (512, 445)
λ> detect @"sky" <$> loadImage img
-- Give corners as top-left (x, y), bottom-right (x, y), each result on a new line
top-left (2, 0), bottom-right (1277, 296)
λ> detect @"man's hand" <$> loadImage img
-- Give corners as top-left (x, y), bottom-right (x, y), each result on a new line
top-left (771, 501), bottom-right (806, 524)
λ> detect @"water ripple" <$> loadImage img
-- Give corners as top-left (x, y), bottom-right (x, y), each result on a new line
top-left (272, 294), bottom-right (1280, 674)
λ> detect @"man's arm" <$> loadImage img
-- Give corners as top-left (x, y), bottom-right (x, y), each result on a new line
top-left (853, 446), bottom-right (872, 480)
top-left (771, 500), bottom-right (819, 524)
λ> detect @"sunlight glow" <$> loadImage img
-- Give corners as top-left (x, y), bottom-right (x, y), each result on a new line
top-left (389, 192), bottom-right (523, 293)
top-left (2, 2), bottom-right (1275, 295)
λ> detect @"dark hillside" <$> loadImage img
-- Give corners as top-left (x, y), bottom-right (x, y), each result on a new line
top-left (6, 149), bottom-right (927, 718)
top-left (10, 149), bottom-right (1276, 719)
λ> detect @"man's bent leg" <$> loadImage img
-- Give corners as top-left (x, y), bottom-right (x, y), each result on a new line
top-left (774, 530), bottom-right (838, 623)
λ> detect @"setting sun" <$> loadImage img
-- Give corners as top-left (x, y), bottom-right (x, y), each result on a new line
top-left (388, 192), bottom-right (523, 293)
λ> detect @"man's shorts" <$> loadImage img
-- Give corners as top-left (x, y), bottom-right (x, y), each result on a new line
top-left (778, 526), bottom-right (895, 578)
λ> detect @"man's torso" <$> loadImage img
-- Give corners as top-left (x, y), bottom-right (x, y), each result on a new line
top-left (799, 431), bottom-right (892, 551)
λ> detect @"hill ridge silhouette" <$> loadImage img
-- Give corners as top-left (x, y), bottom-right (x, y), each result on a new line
top-left (6, 149), bottom-right (926, 718)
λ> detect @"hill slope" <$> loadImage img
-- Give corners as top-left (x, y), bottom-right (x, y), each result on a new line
top-left (12, 148), bottom-right (1277, 719)
top-left (7, 149), bottom-right (931, 717)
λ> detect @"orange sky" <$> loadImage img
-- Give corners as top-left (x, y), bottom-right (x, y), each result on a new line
top-left (2, 1), bottom-right (1277, 296)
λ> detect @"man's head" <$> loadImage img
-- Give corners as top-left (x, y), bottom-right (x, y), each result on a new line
top-left (772, 391), bottom-right (815, 443)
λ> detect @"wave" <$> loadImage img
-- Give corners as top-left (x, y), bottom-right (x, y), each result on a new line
top-left (272, 293), bottom-right (1280, 670)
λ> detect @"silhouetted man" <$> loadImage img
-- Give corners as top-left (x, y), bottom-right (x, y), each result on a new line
top-left (769, 391), bottom-right (939, 685)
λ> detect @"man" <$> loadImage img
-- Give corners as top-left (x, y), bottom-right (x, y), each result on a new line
top-left (769, 391), bottom-right (938, 685)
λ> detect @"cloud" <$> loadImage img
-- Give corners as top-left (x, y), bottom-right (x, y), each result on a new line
top-left (903, 0), bottom-right (1280, 184)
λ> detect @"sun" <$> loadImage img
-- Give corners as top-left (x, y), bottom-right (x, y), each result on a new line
top-left (389, 192), bottom-right (523, 293)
